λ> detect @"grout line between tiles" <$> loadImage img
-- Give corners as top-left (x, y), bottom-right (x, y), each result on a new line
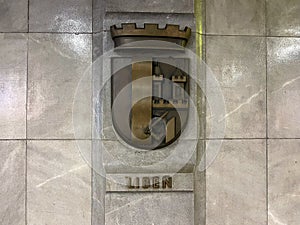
top-left (25, 140), bottom-right (28, 225)
top-left (91, 1), bottom-right (94, 224)
top-left (27, 31), bottom-right (94, 35)
top-left (203, 2), bottom-right (207, 224)
top-left (206, 33), bottom-right (265, 37)
top-left (1, 31), bottom-right (300, 38)
top-left (25, 28), bottom-right (29, 225)
top-left (25, 138), bottom-right (93, 141)
top-left (0, 31), bottom-right (94, 34)
top-left (0, 32), bottom-right (300, 38)
top-left (204, 137), bottom-right (300, 140)
top-left (265, 35), bottom-right (300, 38)
top-left (1, 138), bottom-right (300, 142)
top-left (264, 0), bottom-right (269, 225)
top-left (265, 0), bottom-right (269, 224)
top-left (266, 139), bottom-right (269, 225)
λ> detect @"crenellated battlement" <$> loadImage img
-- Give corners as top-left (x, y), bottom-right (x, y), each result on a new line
top-left (110, 23), bottom-right (191, 45)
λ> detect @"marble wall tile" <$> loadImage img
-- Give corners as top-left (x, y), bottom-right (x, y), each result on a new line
top-left (27, 140), bottom-right (91, 225)
top-left (105, 192), bottom-right (194, 225)
top-left (105, 0), bottom-right (194, 13)
top-left (27, 34), bottom-right (92, 139)
top-left (267, 38), bottom-right (300, 138)
top-left (92, 0), bottom-right (105, 33)
top-left (91, 141), bottom-right (106, 225)
top-left (0, 141), bottom-right (25, 225)
top-left (206, 36), bottom-right (266, 138)
top-left (104, 13), bottom-right (196, 32)
top-left (101, 140), bottom-right (196, 174)
top-left (93, 32), bottom-right (104, 59)
top-left (268, 139), bottom-right (300, 225)
top-left (267, 0), bottom-right (300, 36)
top-left (206, 0), bottom-right (265, 35)
top-left (29, 0), bottom-right (92, 32)
top-left (0, 0), bottom-right (28, 32)
top-left (206, 140), bottom-right (266, 225)
top-left (0, 34), bottom-right (27, 139)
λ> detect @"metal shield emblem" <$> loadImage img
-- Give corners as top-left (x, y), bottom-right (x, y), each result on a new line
top-left (110, 24), bottom-right (191, 150)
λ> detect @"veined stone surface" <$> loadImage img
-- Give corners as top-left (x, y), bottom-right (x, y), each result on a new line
top-left (267, 37), bottom-right (300, 138)
top-left (27, 140), bottom-right (91, 225)
top-left (106, 0), bottom-right (194, 14)
top-left (267, 0), bottom-right (300, 36)
top-left (27, 33), bottom-right (92, 139)
top-left (0, 34), bottom-right (27, 139)
top-left (206, 0), bottom-right (265, 35)
top-left (268, 139), bottom-right (300, 225)
top-left (0, 141), bottom-right (25, 225)
top-left (0, 0), bottom-right (28, 32)
top-left (105, 192), bottom-right (194, 225)
top-left (29, 0), bottom-right (92, 32)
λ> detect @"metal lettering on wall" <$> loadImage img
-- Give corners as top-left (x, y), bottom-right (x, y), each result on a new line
top-left (110, 23), bottom-right (191, 150)
top-left (126, 176), bottom-right (173, 189)
top-left (105, 174), bottom-right (194, 192)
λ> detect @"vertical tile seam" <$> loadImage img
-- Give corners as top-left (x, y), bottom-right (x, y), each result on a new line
top-left (91, 1), bottom-right (94, 225)
top-left (203, 0), bottom-right (207, 224)
top-left (265, 0), bottom-right (269, 225)
top-left (26, 0), bottom-right (30, 223)
top-left (25, 33), bottom-right (29, 225)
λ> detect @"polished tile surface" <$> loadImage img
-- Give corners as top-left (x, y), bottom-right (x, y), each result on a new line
top-left (0, 34), bottom-right (27, 139)
top-left (267, 0), bottom-right (300, 36)
top-left (105, 193), bottom-right (194, 225)
top-left (267, 37), bottom-right (300, 138)
top-left (206, 36), bottom-right (266, 138)
top-left (106, 0), bottom-right (194, 13)
top-left (206, 140), bottom-right (266, 225)
top-left (29, 0), bottom-right (92, 32)
top-left (28, 34), bottom-right (92, 139)
top-left (92, 0), bottom-right (105, 33)
top-left (206, 0), bottom-right (265, 35)
top-left (0, 0), bottom-right (28, 32)
top-left (27, 140), bottom-right (91, 225)
top-left (268, 139), bottom-right (300, 225)
top-left (0, 141), bottom-right (25, 225)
